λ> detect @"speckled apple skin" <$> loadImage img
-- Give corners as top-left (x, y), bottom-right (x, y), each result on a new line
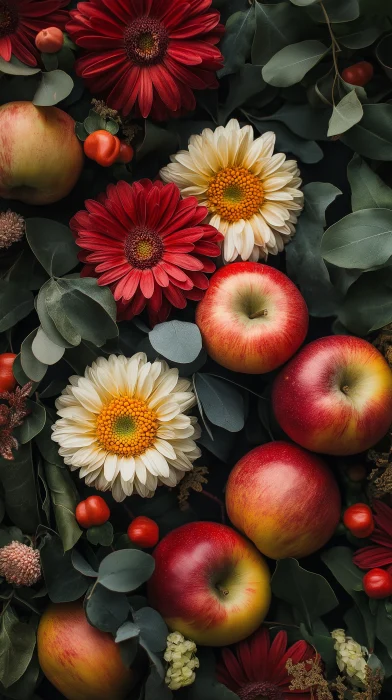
top-left (226, 441), bottom-right (341, 560)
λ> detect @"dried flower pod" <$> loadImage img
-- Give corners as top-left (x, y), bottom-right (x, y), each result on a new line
top-left (0, 541), bottom-right (41, 587)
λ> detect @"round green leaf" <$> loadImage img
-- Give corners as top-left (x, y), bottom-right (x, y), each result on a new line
top-left (327, 90), bottom-right (363, 138)
top-left (16, 400), bottom-right (46, 444)
top-left (347, 154), bottom-right (392, 211)
top-left (342, 104), bottom-right (392, 160)
top-left (0, 56), bottom-right (40, 75)
top-left (20, 330), bottom-right (48, 383)
top-left (87, 522), bottom-right (114, 547)
top-left (149, 321), bottom-right (202, 363)
top-left (85, 584), bottom-right (129, 634)
top-left (134, 607), bottom-right (168, 653)
top-left (36, 285), bottom-right (73, 349)
top-left (40, 533), bottom-right (89, 603)
top-left (32, 327), bottom-right (65, 365)
top-left (98, 549), bottom-right (155, 593)
top-left (33, 69), bottom-right (74, 106)
top-left (194, 373), bottom-right (245, 433)
top-left (218, 7), bottom-right (256, 78)
top-left (0, 281), bottom-right (34, 333)
top-left (25, 218), bottom-right (78, 277)
top-left (71, 550), bottom-right (98, 578)
top-left (321, 208), bottom-right (392, 269)
top-left (338, 269), bottom-right (392, 336)
top-left (262, 40), bottom-right (328, 87)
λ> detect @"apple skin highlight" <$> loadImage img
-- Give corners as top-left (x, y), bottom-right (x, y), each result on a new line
top-left (195, 262), bottom-right (309, 374)
top-left (272, 335), bottom-right (392, 456)
top-left (148, 521), bottom-right (271, 646)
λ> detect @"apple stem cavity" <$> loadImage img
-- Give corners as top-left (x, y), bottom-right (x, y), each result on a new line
top-left (249, 309), bottom-right (268, 319)
top-left (342, 385), bottom-right (350, 394)
top-left (216, 584), bottom-right (229, 596)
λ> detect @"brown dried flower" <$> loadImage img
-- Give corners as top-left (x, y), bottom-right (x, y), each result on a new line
top-left (91, 98), bottom-right (121, 123)
top-left (178, 466), bottom-right (209, 510)
top-left (0, 382), bottom-right (32, 460)
top-left (0, 541), bottom-right (41, 587)
top-left (0, 210), bottom-right (25, 249)
top-left (286, 656), bottom-right (332, 700)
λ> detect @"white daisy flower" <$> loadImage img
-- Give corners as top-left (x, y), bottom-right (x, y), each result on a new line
top-left (51, 353), bottom-right (201, 502)
top-left (160, 119), bottom-right (304, 263)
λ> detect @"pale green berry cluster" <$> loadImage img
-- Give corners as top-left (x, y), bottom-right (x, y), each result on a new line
top-left (164, 632), bottom-right (200, 691)
top-left (331, 628), bottom-right (368, 684)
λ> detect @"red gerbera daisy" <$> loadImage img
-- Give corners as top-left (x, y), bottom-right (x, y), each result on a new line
top-left (353, 500), bottom-right (392, 572)
top-left (0, 0), bottom-right (69, 66)
top-left (70, 179), bottom-right (223, 326)
top-left (66, 0), bottom-right (224, 120)
top-left (217, 627), bottom-right (319, 700)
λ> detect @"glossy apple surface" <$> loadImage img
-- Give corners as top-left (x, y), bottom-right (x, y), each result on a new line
top-left (226, 441), bottom-right (341, 559)
top-left (272, 335), bottom-right (392, 456)
top-left (195, 262), bottom-right (308, 374)
top-left (148, 521), bottom-right (271, 646)
top-left (37, 601), bottom-right (137, 700)
top-left (0, 101), bottom-right (83, 205)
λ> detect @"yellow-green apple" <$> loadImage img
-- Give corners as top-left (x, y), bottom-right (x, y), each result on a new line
top-left (0, 101), bottom-right (83, 205)
top-left (272, 336), bottom-right (392, 456)
top-left (37, 601), bottom-right (138, 700)
top-left (147, 521), bottom-right (271, 646)
top-left (226, 441), bottom-right (341, 559)
top-left (195, 262), bottom-right (308, 374)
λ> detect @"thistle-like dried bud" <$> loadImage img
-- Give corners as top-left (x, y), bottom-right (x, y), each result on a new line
top-left (0, 541), bottom-right (41, 587)
top-left (0, 210), bottom-right (25, 249)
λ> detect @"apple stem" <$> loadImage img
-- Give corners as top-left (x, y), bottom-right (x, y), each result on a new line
top-left (217, 585), bottom-right (229, 596)
top-left (200, 490), bottom-right (226, 523)
top-left (342, 385), bottom-right (350, 394)
top-left (249, 309), bottom-right (268, 319)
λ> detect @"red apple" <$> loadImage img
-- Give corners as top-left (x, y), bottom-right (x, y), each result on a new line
top-left (195, 262), bottom-right (308, 374)
top-left (147, 522), bottom-right (271, 646)
top-left (272, 335), bottom-right (392, 456)
top-left (0, 101), bottom-right (84, 205)
top-left (226, 441), bottom-right (341, 559)
top-left (37, 601), bottom-right (138, 700)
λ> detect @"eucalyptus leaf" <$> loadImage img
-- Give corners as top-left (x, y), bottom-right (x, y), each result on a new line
top-left (25, 218), bottom-right (78, 277)
top-left (0, 444), bottom-right (40, 534)
top-left (0, 608), bottom-right (36, 688)
top-left (338, 269), bottom-right (392, 335)
top-left (272, 558), bottom-right (338, 632)
top-left (44, 462), bottom-right (82, 551)
top-left (252, 1), bottom-right (308, 66)
top-left (0, 56), bottom-right (40, 76)
top-left (338, 24), bottom-right (384, 49)
top-left (306, 0), bottom-right (360, 23)
top-left (35, 417), bottom-right (64, 467)
top-left (321, 547), bottom-right (364, 594)
top-left (221, 64), bottom-right (266, 121)
top-left (134, 607), bottom-right (168, 653)
top-left (0, 281), bottom-right (34, 333)
top-left (245, 113), bottom-right (323, 163)
top-left (85, 584), bottom-right (129, 634)
top-left (32, 327), bottom-right (65, 365)
top-left (218, 7), bottom-right (256, 77)
top-left (342, 104), bottom-right (392, 160)
top-left (16, 400), bottom-right (46, 444)
top-left (40, 532), bottom-right (88, 602)
top-left (262, 40), bottom-right (328, 87)
top-left (347, 154), bottom-right (392, 211)
top-left (33, 70), bottom-right (74, 106)
top-left (149, 321), bottom-right (202, 364)
top-left (115, 621), bottom-right (140, 643)
top-left (327, 90), bottom-right (363, 137)
top-left (36, 285), bottom-right (73, 348)
top-left (20, 330), bottom-right (48, 382)
top-left (87, 522), bottom-right (114, 547)
top-left (71, 550), bottom-right (98, 578)
top-left (290, 0), bottom-right (317, 5)
top-left (194, 374), bottom-right (245, 432)
top-left (84, 111), bottom-right (106, 133)
top-left (267, 102), bottom-right (331, 141)
top-left (321, 208), bottom-right (392, 269)
top-left (98, 549), bottom-right (155, 592)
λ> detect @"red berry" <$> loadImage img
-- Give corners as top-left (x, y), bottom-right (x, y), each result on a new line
top-left (343, 503), bottom-right (374, 538)
top-left (341, 61), bottom-right (374, 87)
top-left (35, 27), bottom-right (64, 54)
top-left (84, 131), bottom-right (121, 167)
top-left (75, 496), bottom-right (110, 528)
top-left (127, 516), bottom-right (159, 548)
top-left (363, 568), bottom-right (392, 599)
top-left (117, 142), bottom-right (134, 164)
top-left (0, 353), bottom-right (17, 392)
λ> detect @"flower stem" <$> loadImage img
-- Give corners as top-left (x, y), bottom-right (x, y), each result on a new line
top-left (200, 490), bottom-right (226, 523)
top-left (319, 1), bottom-right (341, 106)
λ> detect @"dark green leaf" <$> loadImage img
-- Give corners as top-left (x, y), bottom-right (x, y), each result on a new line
top-left (272, 558), bottom-right (338, 632)
top-left (262, 40), bottom-right (328, 87)
top-left (321, 208), bottom-right (392, 269)
top-left (145, 667), bottom-right (172, 700)
top-left (85, 584), bottom-right (129, 634)
top-left (31, 327), bottom-right (65, 365)
top-left (105, 118), bottom-right (120, 135)
top-left (0, 444), bottom-right (40, 534)
top-left (218, 7), bottom-right (256, 77)
top-left (0, 652), bottom-right (40, 700)
top-left (75, 122), bottom-right (88, 141)
top-left (338, 269), bottom-right (392, 335)
top-left (20, 330), bottom-right (48, 382)
top-left (245, 113), bottom-right (323, 164)
top-left (0, 497), bottom-right (4, 524)
top-left (98, 549), bottom-right (155, 592)
top-left (134, 607), bottom-right (168, 653)
top-left (198, 423), bottom-right (236, 463)
top-left (115, 621), bottom-right (140, 643)
top-left (71, 550), bottom-right (98, 578)
top-left (40, 532), bottom-right (88, 602)
top-left (0, 56), bottom-right (40, 75)
top-left (41, 52), bottom-right (58, 71)
top-left (0, 281), bottom-right (34, 332)
top-left (376, 601), bottom-right (392, 650)
top-left (267, 102), bottom-right (331, 141)
top-left (252, 1), bottom-right (308, 66)
top-left (342, 104), bottom-right (392, 160)
top-left (44, 462), bottom-right (82, 551)
top-left (0, 608), bottom-right (36, 688)
top-left (16, 400), bottom-right (46, 444)
top-left (84, 110), bottom-right (106, 133)
top-left (221, 64), bottom-right (266, 121)
top-left (339, 24), bottom-right (384, 49)
top-left (33, 70), bottom-right (73, 106)
top-left (136, 121), bottom-right (179, 162)
top-left (36, 284), bottom-right (73, 348)
top-left (87, 522), bottom-right (114, 547)
top-left (183, 648), bottom-right (239, 700)
top-left (149, 321), bottom-right (202, 364)
top-left (306, 0), bottom-right (359, 22)
top-left (286, 182), bottom-right (342, 317)
top-left (348, 154), bottom-right (392, 211)
top-left (327, 90), bottom-right (363, 137)
top-left (12, 356), bottom-right (38, 395)
top-left (35, 417), bottom-right (64, 467)
top-left (321, 547), bottom-right (364, 594)
top-left (25, 218), bottom-right (78, 277)
top-left (194, 374), bottom-right (245, 432)
top-left (299, 623), bottom-right (337, 674)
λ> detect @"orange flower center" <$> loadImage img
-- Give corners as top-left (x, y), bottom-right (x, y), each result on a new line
top-left (207, 167), bottom-right (264, 223)
top-left (124, 17), bottom-right (169, 65)
top-left (0, 1), bottom-right (18, 38)
top-left (96, 396), bottom-right (158, 457)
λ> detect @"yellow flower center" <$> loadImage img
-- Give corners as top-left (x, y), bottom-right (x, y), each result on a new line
top-left (136, 239), bottom-right (154, 260)
top-left (96, 396), bottom-right (158, 457)
top-left (207, 167), bottom-right (264, 222)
